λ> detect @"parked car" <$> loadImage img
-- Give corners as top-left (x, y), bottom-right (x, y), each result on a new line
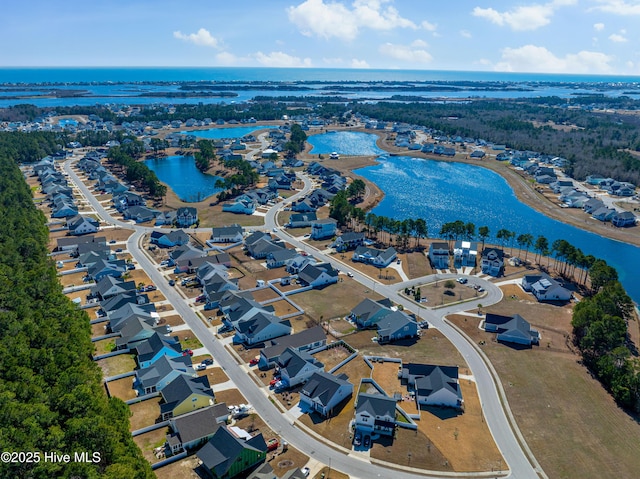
top-left (182, 349), bottom-right (194, 357)
top-left (249, 357), bottom-right (259, 366)
top-left (363, 435), bottom-right (371, 448)
top-left (115, 248), bottom-right (123, 253)
top-left (109, 240), bottom-right (116, 244)
top-left (354, 431), bottom-right (362, 446)
top-left (126, 263), bottom-right (135, 270)
top-left (457, 277), bottom-right (467, 284)
top-left (145, 285), bottom-right (156, 291)
top-left (195, 295), bottom-right (205, 303)
top-left (202, 358), bottom-right (214, 365)
top-left (301, 467), bottom-right (310, 477)
top-left (168, 279), bottom-right (175, 286)
top-left (347, 271), bottom-right (354, 278)
top-left (195, 363), bottom-right (206, 371)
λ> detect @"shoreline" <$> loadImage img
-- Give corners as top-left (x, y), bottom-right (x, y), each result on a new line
top-left (303, 126), bottom-right (640, 249)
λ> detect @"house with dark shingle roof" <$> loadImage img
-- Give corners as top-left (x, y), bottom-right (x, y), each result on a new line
top-left (160, 374), bottom-right (215, 420)
top-left (299, 371), bottom-right (353, 417)
top-left (91, 276), bottom-right (136, 301)
top-left (400, 364), bottom-right (463, 409)
top-left (352, 246), bottom-right (397, 267)
top-left (258, 326), bottom-right (326, 369)
top-left (133, 332), bottom-right (183, 369)
top-left (211, 224), bottom-right (244, 243)
top-left (266, 249), bottom-right (299, 269)
top-left (349, 298), bottom-right (394, 329)
top-left (480, 248), bottom-right (504, 277)
top-left (429, 242), bottom-right (450, 269)
top-left (484, 313), bottom-right (540, 346)
top-left (134, 355), bottom-right (195, 395)
top-left (332, 231), bottom-right (365, 252)
top-left (150, 229), bottom-right (190, 248)
top-left (375, 310), bottom-right (419, 344)
top-left (67, 215), bottom-right (99, 236)
top-left (354, 393), bottom-right (397, 437)
top-left (277, 348), bottom-right (324, 388)
top-left (288, 212), bottom-right (317, 228)
top-left (165, 403), bottom-right (229, 454)
top-left (196, 426), bottom-right (268, 479)
top-left (176, 207), bottom-right (198, 227)
top-left (612, 210), bottom-right (636, 228)
top-left (234, 312), bottom-right (292, 346)
top-left (521, 272), bottom-right (571, 302)
top-left (296, 263), bottom-right (339, 288)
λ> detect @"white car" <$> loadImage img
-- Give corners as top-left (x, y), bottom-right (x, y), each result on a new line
top-left (195, 363), bottom-right (206, 371)
top-left (347, 272), bottom-right (354, 278)
top-left (301, 467), bottom-right (310, 477)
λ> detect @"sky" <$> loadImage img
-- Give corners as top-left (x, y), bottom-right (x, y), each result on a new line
top-left (2, 0), bottom-right (640, 75)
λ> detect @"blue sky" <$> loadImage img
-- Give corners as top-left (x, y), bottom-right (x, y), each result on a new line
top-left (3, 0), bottom-right (640, 74)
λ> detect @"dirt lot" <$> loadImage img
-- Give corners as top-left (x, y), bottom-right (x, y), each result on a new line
top-left (97, 354), bottom-right (136, 377)
top-left (133, 427), bottom-right (169, 465)
top-left (449, 296), bottom-right (640, 478)
top-left (157, 314), bottom-right (185, 329)
top-left (214, 388), bottom-right (247, 407)
top-left (203, 367), bottom-right (230, 386)
top-left (292, 283), bottom-right (385, 323)
top-left (251, 287), bottom-right (282, 303)
top-left (404, 280), bottom-right (488, 308)
top-left (154, 456), bottom-right (201, 479)
top-left (128, 397), bottom-right (162, 431)
top-left (403, 250), bottom-right (432, 279)
top-left (312, 344), bottom-right (352, 371)
top-left (106, 376), bottom-right (137, 401)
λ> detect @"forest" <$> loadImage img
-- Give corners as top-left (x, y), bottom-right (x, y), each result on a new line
top-left (0, 155), bottom-right (153, 478)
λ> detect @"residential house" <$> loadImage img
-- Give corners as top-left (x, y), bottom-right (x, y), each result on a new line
top-left (87, 259), bottom-right (126, 281)
top-left (583, 198), bottom-right (604, 214)
top-left (176, 207), bottom-right (198, 227)
top-left (222, 196), bottom-right (257, 215)
top-left (211, 224), bottom-right (244, 243)
top-left (284, 255), bottom-right (314, 275)
top-left (266, 249), bottom-right (299, 269)
top-left (246, 237), bottom-right (285, 260)
top-left (160, 374), bottom-right (215, 420)
top-left (234, 311), bottom-right (292, 347)
top-left (484, 313), bottom-right (540, 346)
top-left (115, 317), bottom-right (171, 350)
top-left (150, 230), bottom-right (190, 248)
top-left (113, 192), bottom-right (145, 212)
top-left (202, 274), bottom-right (239, 310)
top-left (349, 298), bottom-right (394, 329)
top-left (134, 355), bottom-right (196, 395)
top-left (453, 240), bottom-right (478, 268)
top-left (521, 273), bottom-right (572, 302)
top-left (310, 218), bottom-right (337, 240)
top-left (288, 213), bottom-right (317, 228)
top-left (277, 348), bottom-right (324, 388)
top-left (105, 302), bottom-right (157, 332)
top-left (169, 243), bottom-right (205, 268)
top-left (299, 371), bottom-right (354, 417)
top-left (400, 364), bottom-right (463, 409)
top-left (258, 326), bottom-right (327, 369)
top-left (296, 263), bottom-right (339, 288)
top-left (196, 426), bottom-right (268, 479)
top-left (67, 215), bottom-right (99, 236)
top-left (91, 276), bottom-right (136, 301)
top-left (352, 246), bottom-right (397, 268)
top-left (290, 199), bottom-right (315, 213)
top-left (592, 206), bottom-right (616, 222)
top-left (123, 205), bottom-right (160, 223)
top-left (165, 403), bottom-right (229, 455)
top-left (480, 248), bottom-right (504, 277)
top-left (375, 310), bottom-right (419, 344)
top-left (354, 393), bottom-right (397, 437)
top-left (612, 210), bottom-right (636, 228)
top-left (428, 242), bottom-right (450, 269)
top-left (133, 332), bottom-right (183, 369)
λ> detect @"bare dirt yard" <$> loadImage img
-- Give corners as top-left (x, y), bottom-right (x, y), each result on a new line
top-left (448, 294), bottom-right (640, 479)
top-left (133, 427), bottom-right (169, 465)
top-left (128, 397), bottom-right (162, 431)
top-left (106, 376), bottom-right (137, 401)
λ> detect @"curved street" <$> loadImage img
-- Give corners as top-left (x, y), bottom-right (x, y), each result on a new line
top-left (64, 159), bottom-right (544, 479)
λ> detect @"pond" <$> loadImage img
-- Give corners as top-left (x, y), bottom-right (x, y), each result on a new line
top-left (308, 131), bottom-right (385, 156)
top-left (144, 155), bottom-right (223, 202)
top-left (180, 126), bottom-right (269, 140)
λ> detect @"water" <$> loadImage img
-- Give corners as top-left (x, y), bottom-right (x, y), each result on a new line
top-left (0, 67), bottom-right (638, 108)
top-left (181, 126), bottom-right (269, 140)
top-left (303, 131), bottom-right (639, 302)
top-left (308, 131), bottom-right (386, 156)
top-left (143, 155), bottom-right (223, 203)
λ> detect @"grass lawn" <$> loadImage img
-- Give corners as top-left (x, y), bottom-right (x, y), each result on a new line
top-left (405, 280), bottom-right (487, 308)
top-left (292, 283), bottom-right (385, 322)
top-left (128, 397), bottom-right (162, 431)
top-left (313, 466), bottom-right (349, 479)
top-left (370, 427), bottom-right (451, 472)
top-left (271, 446), bottom-right (310, 477)
top-left (312, 344), bottom-right (352, 371)
top-left (97, 354), bottom-right (136, 377)
top-left (177, 332), bottom-right (203, 351)
top-left (204, 367), bottom-right (230, 386)
top-left (93, 338), bottom-right (116, 356)
top-left (402, 250), bottom-right (432, 279)
top-left (449, 298), bottom-right (640, 479)
top-left (106, 376), bottom-right (137, 401)
top-left (133, 427), bottom-right (169, 465)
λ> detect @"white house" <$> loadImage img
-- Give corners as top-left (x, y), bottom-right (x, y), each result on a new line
top-left (277, 348), bottom-right (324, 388)
top-left (428, 242), bottom-right (450, 269)
top-left (299, 371), bottom-right (353, 417)
top-left (521, 273), bottom-right (571, 302)
top-left (400, 364), bottom-right (463, 409)
top-left (480, 248), bottom-right (504, 277)
top-left (354, 393), bottom-right (397, 437)
top-left (352, 246), bottom-right (397, 268)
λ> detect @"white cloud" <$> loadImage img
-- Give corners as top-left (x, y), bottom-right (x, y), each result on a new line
top-left (460, 30), bottom-right (472, 38)
top-left (215, 52), bottom-right (238, 65)
top-left (593, 22), bottom-right (605, 31)
top-left (287, 0), bottom-right (416, 41)
top-left (609, 33), bottom-right (628, 42)
top-left (378, 42), bottom-right (433, 63)
top-left (351, 58), bottom-right (370, 68)
top-left (421, 20), bottom-right (437, 31)
top-left (494, 44), bottom-right (613, 73)
top-left (411, 39), bottom-right (428, 48)
top-left (590, 0), bottom-right (640, 15)
top-left (173, 28), bottom-right (220, 48)
top-left (472, 0), bottom-right (576, 31)
top-left (254, 51), bottom-right (312, 67)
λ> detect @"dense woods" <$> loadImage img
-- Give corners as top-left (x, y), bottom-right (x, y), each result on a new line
top-left (0, 156), bottom-right (153, 478)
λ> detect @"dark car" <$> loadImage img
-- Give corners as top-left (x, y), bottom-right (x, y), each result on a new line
top-left (168, 279), bottom-right (175, 286)
top-left (354, 431), bottom-right (362, 446)
top-left (202, 358), bottom-right (214, 365)
top-left (115, 248), bottom-right (123, 253)
top-left (363, 435), bottom-right (371, 448)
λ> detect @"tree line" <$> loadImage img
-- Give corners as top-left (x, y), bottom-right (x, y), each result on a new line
top-left (107, 146), bottom-right (167, 198)
top-left (0, 155), bottom-right (153, 478)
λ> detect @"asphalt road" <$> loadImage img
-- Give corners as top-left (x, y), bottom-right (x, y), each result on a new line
top-left (63, 160), bottom-right (544, 479)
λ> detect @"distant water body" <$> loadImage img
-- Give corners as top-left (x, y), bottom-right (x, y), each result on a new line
top-left (2, 67), bottom-right (640, 84)
top-left (307, 131), bottom-right (638, 302)
top-left (144, 155), bottom-right (222, 203)
top-left (181, 126), bottom-right (267, 140)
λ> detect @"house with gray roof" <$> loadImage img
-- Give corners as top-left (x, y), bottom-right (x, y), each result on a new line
top-left (484, 313), bottom-right (540, 346)
top-left (400, 364), bottom-right (463, 409)
top-left (203, 274), bottom-right (239, 310)
top-left (150, 229), bottom-right (190, 248)
top-left (480, 248), bottom-right (504, 277)
top-left (196, 426), bottom-right (267, 479)
top-left (222, 195), bottom-right (257, 215)
top-left (115, 316), bottom-right (171, 350)
top-left (352, 246), bottom-right (397, 268)
top-left (211, 224), bottom-right (244, 243)
top-left (87, 258), bottom-right (126, 281)
top-left (176, 207), bottom-right (198, 227)
top-left (134, 355), bottom-right (195, 395)
top-left (169, 243), bottom-right (205, 267)
top-left (429, 242), bottom-right (450, 269)
top-left (521, 272), bottom-right (571, 302)
top-left (160, 374), bottom-right (215, 420)
top-left (123, 205), bottom-right (159, 223)
top-left (266, 249), bottom-right (299, 269)
top-left (246, 237), bottom-right (285, 259)
top-left (288, 213), bottom-right (317, 228)
top-left (277, 348), bottom-right (324, 388)
top-left (354, 393), bottom-right (397, 437)
top-left (91, 276), bottom-right (136, 301)
top-left (349, 298), bottom-right (394, 329)
top-left (296, 262), bottom-right (339, 288)
top-left (67, 215), bottom-right (99, 236)
top-left (133, 332), bottom-right (183, 369)
top-left (299, 371), bottom-right (353, 417)
top-left (258, 326), bottom-right (327, 369)
top-left (234, 312), bottom-right (292, 347)
top-left (333, 232), bottom-right (365, 252)
top-left (165, 403), bottom-right (229, 455)
top-left (612, 210), bottom-right (636, 228)
top-left (375, 310), bottom-right (419, 344)
top-left (311, 218), bottom-right (337, 240)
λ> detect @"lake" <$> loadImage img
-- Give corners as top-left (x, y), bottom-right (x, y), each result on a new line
top-left (180, 126), bottom-right (272, 140)
top-left (144, 155), bottom-right (222, 203)
top-left (308, 131), bottom-right (386, 156)
top-left (308, 132), bottom-right (638, 302)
